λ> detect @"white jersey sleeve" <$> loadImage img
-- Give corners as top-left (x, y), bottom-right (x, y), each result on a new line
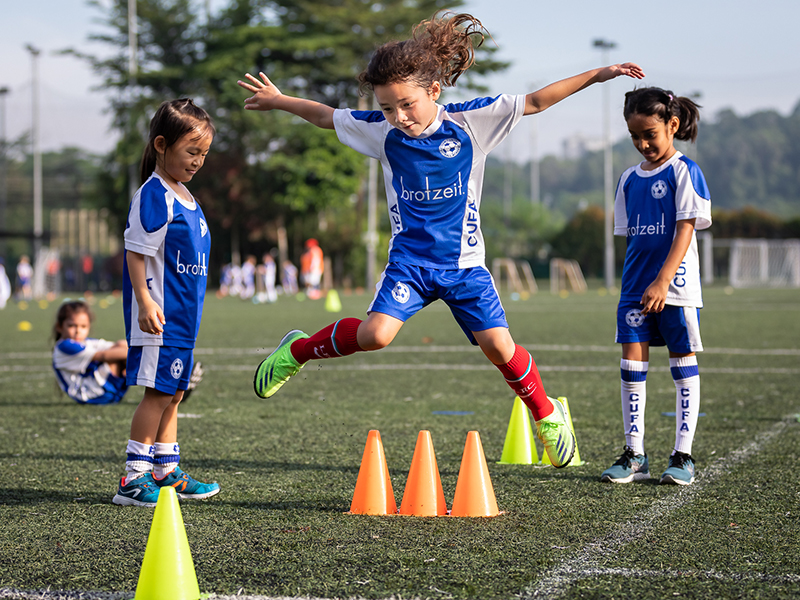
top-left (447, 94), bottom-right (526, 156)
top-left (333, 109), bottom-right (388, 159)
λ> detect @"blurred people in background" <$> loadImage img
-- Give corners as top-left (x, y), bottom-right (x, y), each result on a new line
top-left (281, 259), bottom-right (298, 296)
top-left (300, 238), bottom-right (324, 299)
top-left (16, 255), bottom-right (33, 300)
top-left (256, 251), bottom-right (278, 304)
top-left (240, 255), bottom-right (257, 300)
top-left (0, 258), bottom-right (11, 309)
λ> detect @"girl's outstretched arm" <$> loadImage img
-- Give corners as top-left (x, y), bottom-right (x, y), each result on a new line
top-left (238, 72), bottom-right (335, 130)
top-left (523, 63), bottom-right (645, 116)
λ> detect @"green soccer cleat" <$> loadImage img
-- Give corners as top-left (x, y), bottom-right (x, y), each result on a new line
top-left (535, 396), bottom-right (576, 468)
top-left (253, 330), bottom-right (309, 398)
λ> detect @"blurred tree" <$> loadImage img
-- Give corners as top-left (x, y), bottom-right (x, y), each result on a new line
top-left (68, 0), bottom-right (514, 284)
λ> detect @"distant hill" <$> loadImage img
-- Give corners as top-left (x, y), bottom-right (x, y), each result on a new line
top-left (483, 101), bottom-right (800, 219)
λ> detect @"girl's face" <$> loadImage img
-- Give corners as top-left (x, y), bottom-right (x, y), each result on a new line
top-left (374, 80), bottom-right (441, 137)
top-left (627, 112), bottom-right (680, 170)
top-left (155, 127), bottom-right (213, 186)
top-left (58, 311), bottom-right (91, 343)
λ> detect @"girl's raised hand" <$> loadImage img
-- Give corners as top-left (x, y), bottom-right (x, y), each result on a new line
top-left (238, 72), bottom-right (282, 111)
top-left (597, 63), bottom-right (646, 83)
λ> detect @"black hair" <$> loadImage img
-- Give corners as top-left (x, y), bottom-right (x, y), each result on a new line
top-left (52, 300), bottom-right (93, 342)
top-left (623, 87), bottom-right (701, 142)
top-left (139, 98), bottom-right (215, 183)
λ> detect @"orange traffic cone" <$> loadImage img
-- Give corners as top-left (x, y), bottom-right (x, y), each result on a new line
top-left (349, 430), bottom-right (397, 515)
top-left (399, 430), bottom-right (447, 517)
top-left (450, 431), bottom-right (500, 517)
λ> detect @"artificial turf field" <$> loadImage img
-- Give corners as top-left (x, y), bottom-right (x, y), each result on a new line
top-left (0, 284), bottom-right (798, 600)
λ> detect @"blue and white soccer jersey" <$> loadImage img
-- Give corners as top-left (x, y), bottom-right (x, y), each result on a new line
top-left (333, 95), bottom-right (524, 337)
top-left (53, 338), bottom-right (128, 404)
top-left (614, 151), bottom-right (711, 351)
top-left (334, 95), bottom-right (525, 270)
top-left (123, 173), bottom-right (210, 393)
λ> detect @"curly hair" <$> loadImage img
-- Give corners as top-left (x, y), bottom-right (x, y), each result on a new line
top-left (357, 12), bottom-right (486, 94)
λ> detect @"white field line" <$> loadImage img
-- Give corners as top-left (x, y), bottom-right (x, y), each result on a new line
top-left (5, 363), bottom-right (800, 376)
top-left (3, 344), bottom-right (799, 362)
top-left (523, 416), bottom-right (795, 599)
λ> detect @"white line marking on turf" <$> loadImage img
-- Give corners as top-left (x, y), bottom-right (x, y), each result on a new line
top-left (523, 416), bottom-right (794, 599)
top-left (3, 344), bottom-right (799, 362)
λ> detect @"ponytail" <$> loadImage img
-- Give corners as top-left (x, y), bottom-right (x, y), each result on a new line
top-left (623, 87), bottom-right (701, 142)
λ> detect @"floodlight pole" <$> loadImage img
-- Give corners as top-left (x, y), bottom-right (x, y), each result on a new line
top-left (365, 96), bottom-right (378, 287)
top-left (128, 0), bottom-right (139, 199)
top-left (529, 82), bottom-right (540, 205)
top-left (0, 86), bottom-right (9, 256)
top-left (594, 38), bottom-right (616, 290)
top-left (26, 45), bottom-right (43, 260)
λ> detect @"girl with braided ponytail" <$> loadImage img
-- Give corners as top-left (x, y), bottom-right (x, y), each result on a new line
top-left (238, 12), bottom-right (644, 468)
top-left (601, 87), bottom-right (711, 486)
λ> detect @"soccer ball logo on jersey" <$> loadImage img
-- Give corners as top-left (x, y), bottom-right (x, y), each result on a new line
top-left (650, 180), bottom-right (668, 199)
top-left (199, 218), bottom-right (208, 237)
top-left (439, 138), bottom-right (461, 158)
top-left (392, 282), bottom-right (411, 304)
top-left (625, 309), bottom-right (645, 328)
top-left (170, 358), bottom-right (184, 379)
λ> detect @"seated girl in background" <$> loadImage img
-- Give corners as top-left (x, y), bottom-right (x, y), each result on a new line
top-left (52, 300), bottom-right (129, 405)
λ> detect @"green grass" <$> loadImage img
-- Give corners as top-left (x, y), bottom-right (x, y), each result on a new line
top-left (1, 285), bottom-right (799, 599)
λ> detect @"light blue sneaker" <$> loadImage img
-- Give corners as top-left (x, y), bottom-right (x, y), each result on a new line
top-left (112, 472), bottom-right (161, 507)
top-left (154, 467), bottom-right (220, 499)
top-left (253, 330), bottom-right (309, 398)
top-left (660, 451), bottom-right (695, 485)
top-left (600, 446), bottom-right (650, 483)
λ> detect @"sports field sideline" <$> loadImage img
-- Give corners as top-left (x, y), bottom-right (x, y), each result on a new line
top-left (1, 285), bottom-right (798, 599)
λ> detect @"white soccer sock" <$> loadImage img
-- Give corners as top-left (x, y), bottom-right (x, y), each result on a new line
top-left (671, 356), bottom-right (700, 455)
top-left (153, 442), bottom-right (180, 479)
top-left (125, 439), bottom-right (154, 481)
top-left (621, 359), bottom-right (648, 455)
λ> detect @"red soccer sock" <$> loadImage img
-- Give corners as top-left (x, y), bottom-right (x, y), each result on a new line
top-left (495, 344), bottom-right (553, 420)
top-left (290, 318), bottom-right (363, 364)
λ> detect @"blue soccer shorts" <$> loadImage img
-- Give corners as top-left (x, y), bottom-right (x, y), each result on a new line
top-left (615, 301), bottom-right (703, 353)
top-left (126, 345), bottom-right (195, 395)
top-left (367, 262), bottom-right (508, 346)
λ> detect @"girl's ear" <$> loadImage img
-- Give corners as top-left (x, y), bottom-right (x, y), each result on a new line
top-left (153, 135), bottom-right (167, 155)
top-left (429, 81), bottom-right (442, 102)
top-left (668, 116), bottom-right (680, 135)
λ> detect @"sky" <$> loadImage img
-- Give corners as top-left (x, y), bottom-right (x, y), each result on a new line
top-left (1, 0), bottom-right (799, 162)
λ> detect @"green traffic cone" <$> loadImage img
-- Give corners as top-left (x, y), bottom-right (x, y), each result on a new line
top-left (134, 486), bottom-right (200, 600)
top-left (497, 396), bottom-right (539, 464)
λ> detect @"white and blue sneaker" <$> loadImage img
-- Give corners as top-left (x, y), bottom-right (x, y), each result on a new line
top-left (600, 446), bottom-right (650, 483)
top-left (660, 451), bottom-right (695, 485)
top-left (155, 467), bottom-right (220, 499)
top-left (112, 472), bottom-right (161, 506)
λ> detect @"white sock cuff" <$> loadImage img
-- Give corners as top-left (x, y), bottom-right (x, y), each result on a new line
top-left (620, 359), bottom-right (648, 372)
top-left (670, 356), bottom-right (698, 368)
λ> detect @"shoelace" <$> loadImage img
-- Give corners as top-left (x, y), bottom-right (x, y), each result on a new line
top-left (613, 447), bottom-right (636, 467)
top-left (669, 453), bottom-right (692, 468)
